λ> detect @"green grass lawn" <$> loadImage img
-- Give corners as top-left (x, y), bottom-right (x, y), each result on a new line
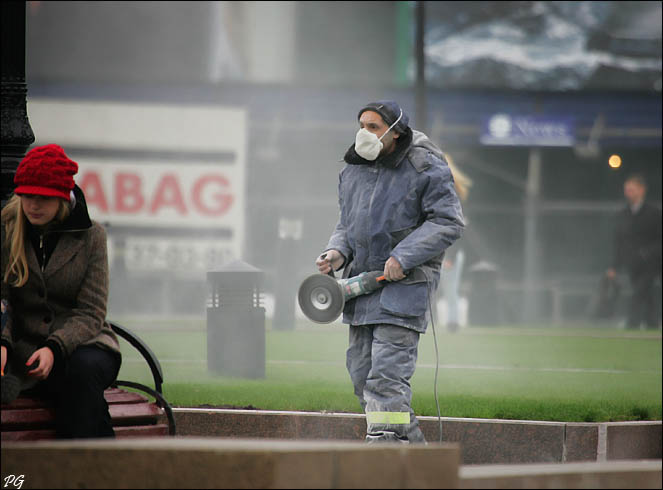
top-left (112, 317), bottom-right (662, 423)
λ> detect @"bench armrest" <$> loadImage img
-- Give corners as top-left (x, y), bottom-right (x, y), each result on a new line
top-left (109, 321), bottom-right (164, 394)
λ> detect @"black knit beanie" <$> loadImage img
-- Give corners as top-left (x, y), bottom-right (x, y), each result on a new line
top-left (357, 100), bottom-right (410, 134)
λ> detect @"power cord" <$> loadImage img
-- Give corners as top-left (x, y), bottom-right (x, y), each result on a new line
top-left (423, 269), bottom-right (443, 444)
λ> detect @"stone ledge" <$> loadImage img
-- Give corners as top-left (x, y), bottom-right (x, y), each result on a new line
top-left (3, 437), bottom-right (660, 490)
top-left (459, 460), bottom-right (662, 489)
top-left (172, 408), bottom-right (662, 464)
top-left (1, 437), bottom-right (460, 489)
top-left (603, 422), bottom-right (663, 462)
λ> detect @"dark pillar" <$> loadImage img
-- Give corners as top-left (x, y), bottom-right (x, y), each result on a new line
top-left (1, 1), bottom-right (34, 208)
top-left (468, 261), bottom-right (501, 326)
top-left (522, 148), bottom-right (543, 324)
top-left (272, 216), bottom-right (302, 331)
top-left (414, 0), bottom-right (428, 135)
top-left (272, 236), bottom-right (299, 330)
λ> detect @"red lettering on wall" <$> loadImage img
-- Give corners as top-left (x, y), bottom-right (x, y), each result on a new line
top-left (78, 169), bottom-right (237, 220)
top-left (150, 174), bottom-right (187, 215)
top-left (192, 174), bottom-right (234, 216)
top-left (115, 173), bottom-right (144, 213)
top-left (79, 172), bottom-right (108, 213)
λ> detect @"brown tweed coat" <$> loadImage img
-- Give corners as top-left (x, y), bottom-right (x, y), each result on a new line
top-left (1, 188), bottom-right (120, 376)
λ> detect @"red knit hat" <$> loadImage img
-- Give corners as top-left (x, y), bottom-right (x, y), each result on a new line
top-left (14, 144), bottom-right (78, 200)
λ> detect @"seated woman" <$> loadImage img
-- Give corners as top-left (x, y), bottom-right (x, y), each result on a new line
top-left (1, 144), bottom-right (121, 438)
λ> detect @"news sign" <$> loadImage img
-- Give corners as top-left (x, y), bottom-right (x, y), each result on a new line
top-left (480, 113), bottom-right (575, 147)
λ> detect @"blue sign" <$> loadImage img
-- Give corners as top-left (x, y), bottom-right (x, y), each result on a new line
top-left (480, 114), bottom-right (575, 147)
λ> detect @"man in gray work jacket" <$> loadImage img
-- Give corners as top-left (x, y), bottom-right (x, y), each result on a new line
top-left (316, 100), bottom-right (465, 443)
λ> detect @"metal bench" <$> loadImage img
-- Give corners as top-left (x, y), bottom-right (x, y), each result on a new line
top-left (1, 321), bottom-right (176, 441)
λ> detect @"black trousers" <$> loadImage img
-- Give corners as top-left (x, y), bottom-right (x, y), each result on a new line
top-left (627, 268), bottom-right (660, 329)
top-left (37, 345), bottom-right (121, 439)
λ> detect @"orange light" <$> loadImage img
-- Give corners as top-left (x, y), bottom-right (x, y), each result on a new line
top-left (608, 155), bottom-right (622, 168)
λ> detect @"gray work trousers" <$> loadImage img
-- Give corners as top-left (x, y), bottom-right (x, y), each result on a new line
top-left (346, 323), bottom-right (426, 443)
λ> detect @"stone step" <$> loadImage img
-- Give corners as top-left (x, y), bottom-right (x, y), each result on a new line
top-left (172, 408), bottom-right (662, 464)
top-left (1, 437), bottom-right (461, 489)
top-left (3, 438), bottom-right (660, 489)
top-left (459, 460), bottom-right (662, 489)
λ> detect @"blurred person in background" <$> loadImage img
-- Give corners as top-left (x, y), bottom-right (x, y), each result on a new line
top-left (1, 144), bottom-right (121, 438)
top-left (606, 173), bottom-right (662, 330)
top-left (439, 155), bottom-right (472, 333)
top-left (316, 100), bottom-right (465, 443)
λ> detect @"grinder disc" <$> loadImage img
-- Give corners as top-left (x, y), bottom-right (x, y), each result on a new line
top-left (297, 274), bottom-right (345, 324)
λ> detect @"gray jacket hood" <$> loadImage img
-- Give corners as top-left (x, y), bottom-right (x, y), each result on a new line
top-left (411, 129), bottom-right (447, 161)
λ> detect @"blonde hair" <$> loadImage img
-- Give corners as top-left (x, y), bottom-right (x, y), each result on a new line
top-left (444, 153), bottom-right (472, 202)
top-left (2, 194), bottom-right (70, 287)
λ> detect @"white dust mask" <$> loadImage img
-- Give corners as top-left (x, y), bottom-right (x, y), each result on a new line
top-left (354, 109), bottom-right (403, 161)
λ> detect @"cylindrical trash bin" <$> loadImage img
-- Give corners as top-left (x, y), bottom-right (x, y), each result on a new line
top-left (207, 260), bottom-right (265, 378)
top-left (468, 261), bottom-right (500, 326)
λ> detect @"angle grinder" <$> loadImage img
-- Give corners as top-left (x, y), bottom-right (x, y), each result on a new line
top-left (298, 268), bottom-right (387, 324)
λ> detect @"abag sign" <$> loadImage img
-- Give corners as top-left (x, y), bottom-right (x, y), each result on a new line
top-left (27, 99), bottom-right (247, 275)
top-left (481, 114), bottom-right (575, 146)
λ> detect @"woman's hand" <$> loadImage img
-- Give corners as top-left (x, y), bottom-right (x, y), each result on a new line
top-left (26, 347), bottom-right (54, 380)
